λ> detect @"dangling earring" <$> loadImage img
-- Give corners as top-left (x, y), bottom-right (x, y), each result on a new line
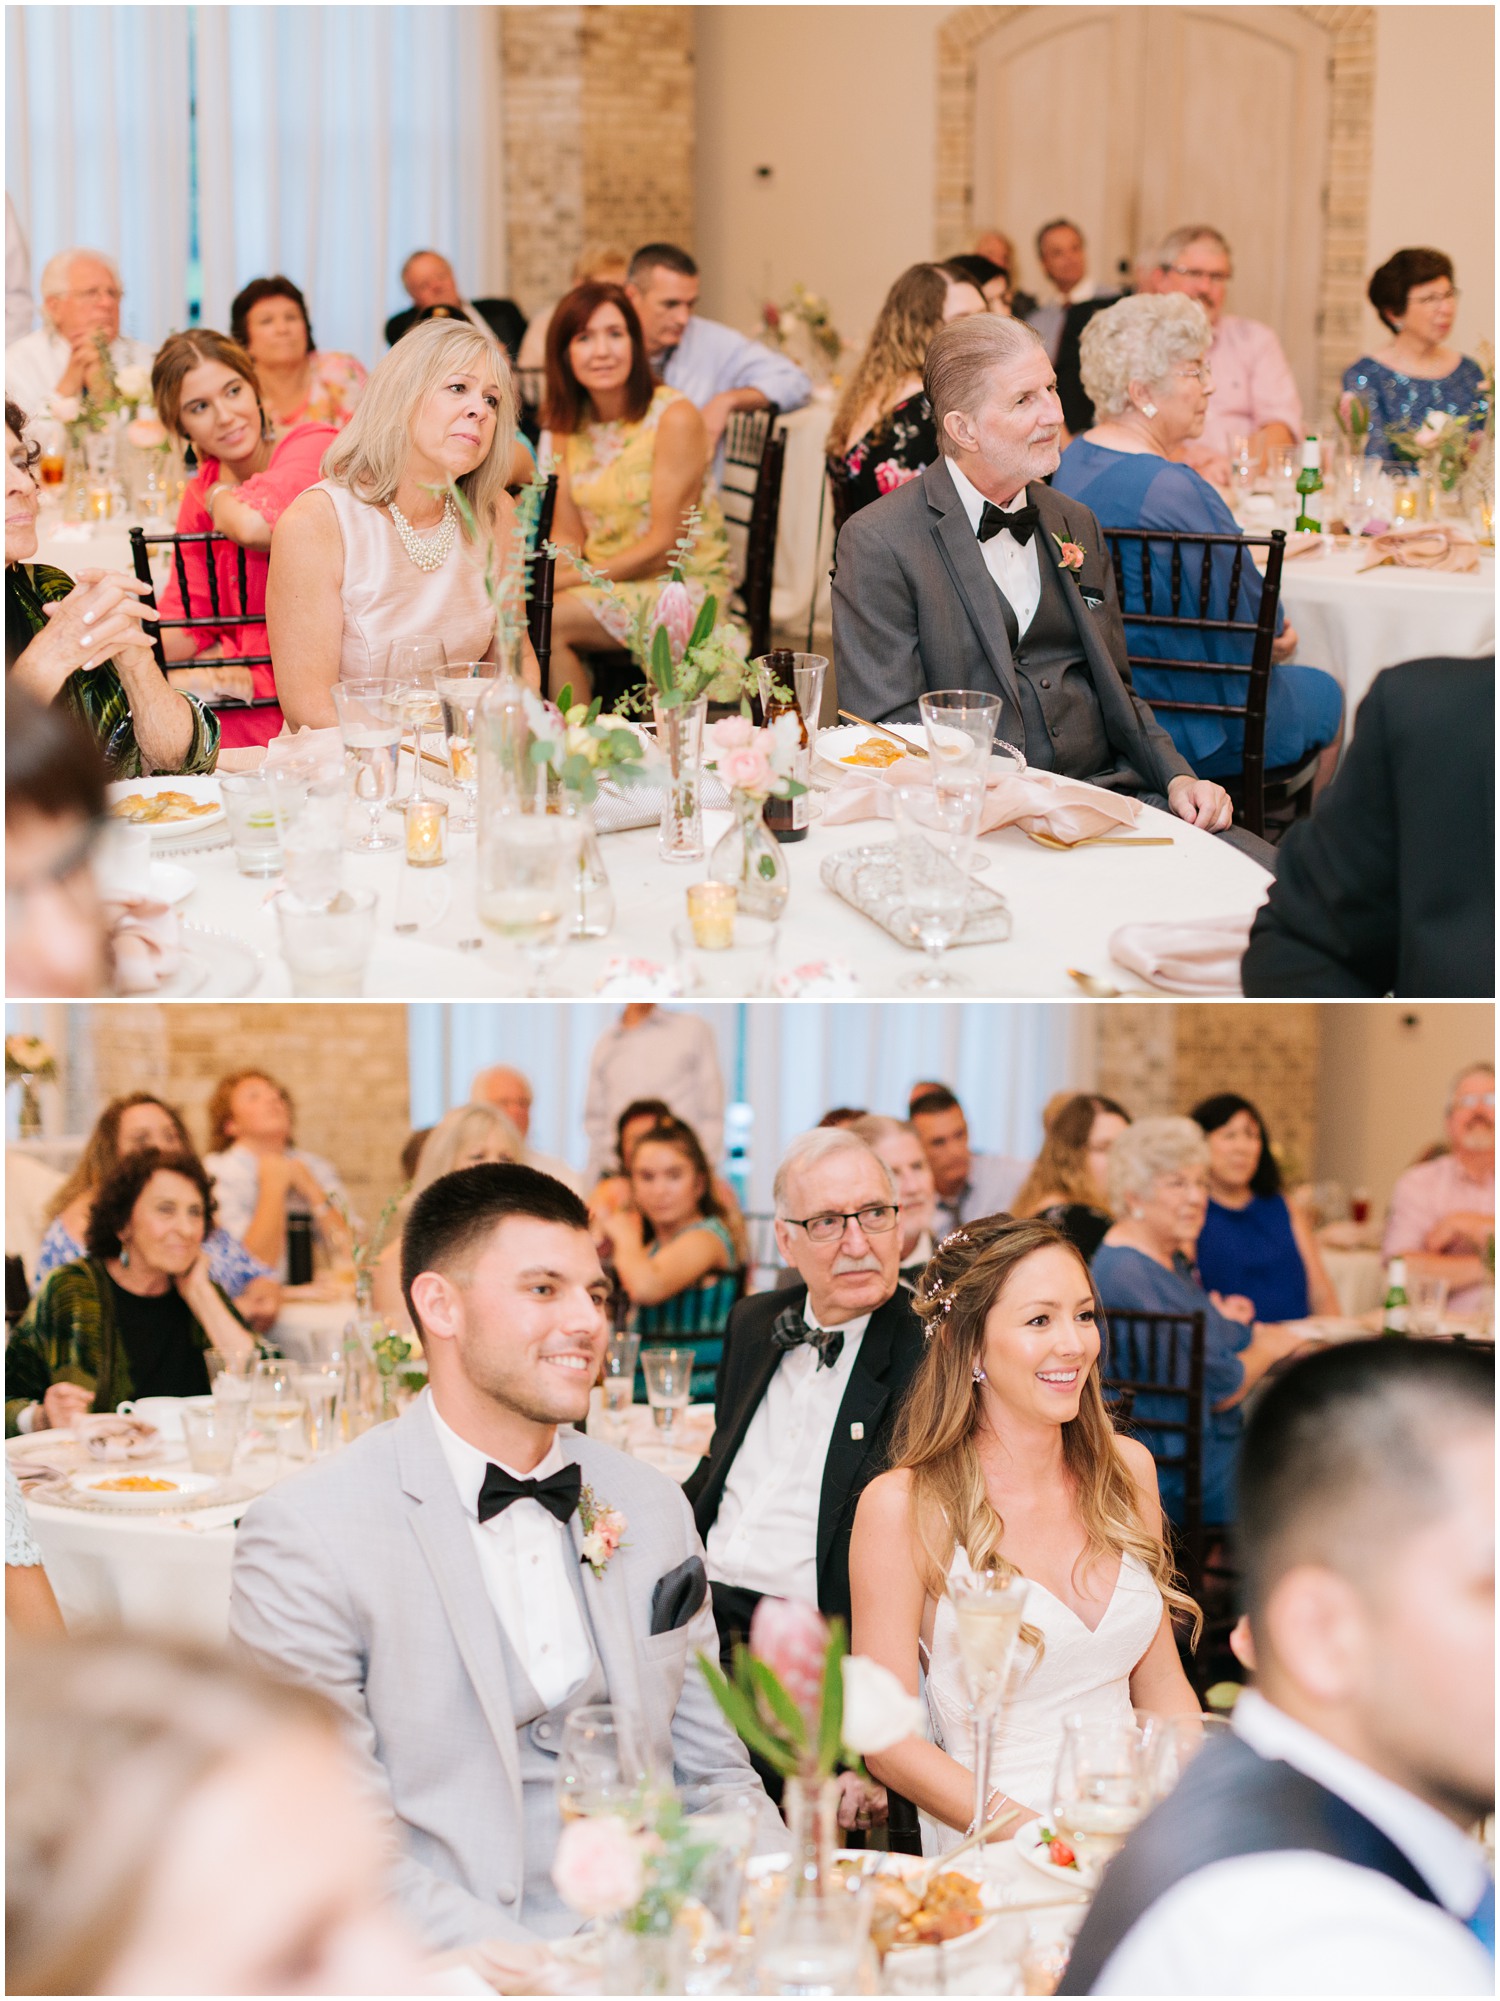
top-left (120, 1241), bottom-right (131, 1269)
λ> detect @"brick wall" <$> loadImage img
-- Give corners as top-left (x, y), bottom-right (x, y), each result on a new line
top-left (500, 7), bottom-right (696, 315)
top-left (90, 1006), bottom-right (412, 1230)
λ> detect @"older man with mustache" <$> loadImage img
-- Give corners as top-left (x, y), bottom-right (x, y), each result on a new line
top-left (832, 312), bottom-right (1233, 834)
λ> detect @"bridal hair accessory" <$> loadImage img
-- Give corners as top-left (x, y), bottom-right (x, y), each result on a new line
top-left (389, 493), bottom-right (457, 572)
top-left (938, 1229), bottom-right (971, 1251)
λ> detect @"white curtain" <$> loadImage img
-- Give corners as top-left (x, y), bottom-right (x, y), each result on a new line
top-left (407, 1003), bottom-right (1086, 1213)
top-left (194, 6), bottom-right (505, 367)
top-left (4, 7), bottom-right (191, 348)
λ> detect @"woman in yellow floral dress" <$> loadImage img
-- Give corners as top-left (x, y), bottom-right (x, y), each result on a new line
top-left (545, 281), bottom-right (733, 700)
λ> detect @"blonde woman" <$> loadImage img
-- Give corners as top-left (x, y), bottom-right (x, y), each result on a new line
top-left (1011, 1093), bottom-right (1133, 1261)
top-left (267, 318), bottom-right (538, 726)
top-left (825, 263), bottom-right (985, 521)
top-left (850, 1217), bottom-right (1199, 1856)
top-left (369, 1102), bottom-right (524, 1333)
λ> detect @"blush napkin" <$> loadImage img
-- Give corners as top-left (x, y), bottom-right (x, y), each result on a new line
top-left (1109, 913), bottom-right (1256, 994)
top-left (105, 897), bottom-right (182, 992)
top-left (1358, 524), bottom-right (1481, 574)
top-left (822, 752), bottom-right (1142, 845)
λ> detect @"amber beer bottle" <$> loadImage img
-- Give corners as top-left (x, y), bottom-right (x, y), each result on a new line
top-left (760, 650), bottom-right (809, 842)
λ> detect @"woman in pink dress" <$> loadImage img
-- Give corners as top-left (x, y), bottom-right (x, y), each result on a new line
top-left (230, 276), bottom-right (367, 439)
top-left (151, 330), bottom-right (335, 748)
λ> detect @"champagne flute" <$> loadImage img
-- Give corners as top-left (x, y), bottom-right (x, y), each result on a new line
top-left (640, 1346), bottom-right (691, 1452)
top-left (387, 636), bottom-right (448, 803)
top-left (332, 680), bottom-right (402, 852)
top-left (1051, 1717), bottom-right (1147, 1878)
top-left (949, 1567), bottom-right (1028, 1839)
top-left (251, 1358), bottom-right (307, 1480)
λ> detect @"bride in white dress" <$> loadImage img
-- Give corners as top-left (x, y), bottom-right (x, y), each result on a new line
top-left (849, 1216), bottom-right (1201, 1854)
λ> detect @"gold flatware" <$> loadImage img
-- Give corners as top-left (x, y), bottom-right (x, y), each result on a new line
top-left (1067, 967), bottom-right (1124, 998)
top-left (1027, 829), bottom-right (1175, 850)
top-left (836, 709), bottom-right (929, 758)
top-left (905, 1804), bottom-right (1021, 1897)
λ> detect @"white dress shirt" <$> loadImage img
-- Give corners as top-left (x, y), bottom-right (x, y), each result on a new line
top-left (945, 459), bottom-right (1042, 638)
top-left (427, 1396), bottom-right (595, 1712)
top-left (6, 195), bottom-right (33, 345)
top-left (705, 1311), bottom-right (870, 1601)
top-left (4, 326), bottom-right (155, 424)
top-left (582, 1008), bottom-right (725, 1184)
top-left (1096, 1688), bottom-right (1495, 1995)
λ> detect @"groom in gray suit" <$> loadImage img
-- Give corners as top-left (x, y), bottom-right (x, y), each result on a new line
top-left (230, 1163), bottom-right (778, 1951)
top-left (832, 312), bottom-right (1233, 834)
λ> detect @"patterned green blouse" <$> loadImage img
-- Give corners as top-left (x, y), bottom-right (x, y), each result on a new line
top-left (5, 1258), bottom-right (242, 1436)
top-left (631, 1216), bottom-right (741, 1403)
top-left (6, 562), bottom-right (219, 777)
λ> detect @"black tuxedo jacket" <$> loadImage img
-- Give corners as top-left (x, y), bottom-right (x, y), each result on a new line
top-left (1242, 657), bottom-right (1495, 997)
top-left (384, 297), bottom-right (528, 361)
top-left (683, 1283), bottom-right (925, 1630)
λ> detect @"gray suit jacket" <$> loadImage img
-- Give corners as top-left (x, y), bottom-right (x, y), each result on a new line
top-left (831, 458), bottom-right (1192, 797)
top-left (229, 1395), bottom-right (780, 1950)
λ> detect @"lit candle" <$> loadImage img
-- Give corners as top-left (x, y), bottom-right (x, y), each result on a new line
top-left (687, 881), bottom-right (736, 949)
top-left (404, 797), bottom-right (447, 867)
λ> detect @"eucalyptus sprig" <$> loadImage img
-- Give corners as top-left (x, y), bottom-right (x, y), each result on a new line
top-left (444, 475), bottom-right (545, 663)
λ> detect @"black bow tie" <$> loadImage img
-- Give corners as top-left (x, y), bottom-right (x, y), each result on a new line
top-left (477, 1460), bottom-right (582, 1526)
top-left (977, 499), bottom-right (1040, 546)
top-left (770, 1305), bottom-right (845, 1371)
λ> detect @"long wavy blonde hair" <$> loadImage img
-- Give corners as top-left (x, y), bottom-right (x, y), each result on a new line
top-left (892, 1217), bottom-right (1200, 1656)
top-left (825, 263), bottom-right (952, 458)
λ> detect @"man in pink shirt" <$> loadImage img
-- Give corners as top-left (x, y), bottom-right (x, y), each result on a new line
top-left (1150, 225), bottom-right (1302, 484)
top-left (1383, 1063), bottom-right (1495, 1313)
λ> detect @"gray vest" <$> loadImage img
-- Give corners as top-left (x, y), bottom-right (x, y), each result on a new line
top-left (491, 1555), bottom-right (609, 1939)
top-left (992, 527), bottom-right (1113, 780)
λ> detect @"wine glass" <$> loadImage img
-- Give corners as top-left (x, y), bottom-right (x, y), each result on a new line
top-left (599, 1331), bottom-right (640, 1445)
top-left (557, 1702), bottom-right (646, 1823)
top-left (437, 666), bottom-right (485, 831)
top-left (1051, 1716), bottom-right (1148, 1879)
top-left (641, 1346), bottom-right (692, 1452)
top-left (1264, 445), bottom-right (1298, 518)
top-left (948, 1567), bottom-right (1028, 1839)
top-left (892, 784), bottom-right (974, 991)
top-left (1341, 457), bottom-right (1379, 538)
top-left (387, 636), bottom-right (448, 803)
top-left (251, 1358), bottom-right (307, 1480)
top-left (476, 812), bottom-right (582, 993)
top-left (332, 680), bottom-right (402, 852)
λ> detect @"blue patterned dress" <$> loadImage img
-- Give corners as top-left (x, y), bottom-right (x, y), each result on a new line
top-left (1340, 355), bottom-right (1488, 465)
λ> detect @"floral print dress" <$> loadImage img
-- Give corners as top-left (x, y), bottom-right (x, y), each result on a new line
top-left (265, 351), bottom-right (367, 441)
top-left (562, 384), bottom-right (733, 645)
top-left (829, 390), bottom-right (937, 522)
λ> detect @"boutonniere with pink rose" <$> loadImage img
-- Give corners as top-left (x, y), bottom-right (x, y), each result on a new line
top-left (1052, 532), bottom-right (1087, 578)
top-left (578, 1483), bottom-right (628, 1578)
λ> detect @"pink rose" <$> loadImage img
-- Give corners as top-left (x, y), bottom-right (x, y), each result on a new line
top-left (553, 1815), bottom-right (645, 1919)
top-left (874, 459), bottom-right (920, 495)
top-left (595, 1508), bottom-right (628, 1555)
top-left (719, 743), bottom-right (773, 795)
top-left (1056, 540), bottom-right (1085, 573)
top-left (750, 1597), bottom-right (829, 1722)
top-left (847, 443), bottom-right (867, 475)
top-left (651, 580), bottom-right (695, 661)
top-left (710, 714), bottom-right (754, 752)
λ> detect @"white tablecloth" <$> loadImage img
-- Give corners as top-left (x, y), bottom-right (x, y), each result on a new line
top-left (34, 506), bottom-right (172, 582)
top-left (1319, 1243), bottom-right (1386, 1318)
top-left (146, 752), bottom-right (1270, 1000)
top-left (770, 395), bottom-right (836, 636)
top-left (1274, 541), bottom-right (1495, 743)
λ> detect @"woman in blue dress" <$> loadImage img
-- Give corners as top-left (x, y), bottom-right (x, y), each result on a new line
top-left (1054, 294), bottom-right (1343, 786)
top-left (1092, 1118), bottom-right (1309, 1526)
top-left (1191, 1094), bottom-right (1339, 1325)
top-left (1342, 248), bottom-right (1489, 466)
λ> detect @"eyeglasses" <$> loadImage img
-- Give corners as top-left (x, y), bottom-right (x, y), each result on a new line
top-left (1168, 266), bottom-right (1232, 286)
top-left (1453, 1092), bottom-right (1495, 1109)
top-left (782, 1203), bottom-right (900, 1244)
top-left (64, 286), bottom-right (123, 305)
top-left (1174, 364), bottom-right (1214, 384)
top-left (1410, 287), bottom-right (1460, 307)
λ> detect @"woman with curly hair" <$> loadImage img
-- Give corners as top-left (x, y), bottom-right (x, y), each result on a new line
top-left (6, 1150), bottom-right (254, 1437)
top-left (850, 1217), bottom-right (1199, 1855)
top-left (825, 263), bottom-right (986, 522)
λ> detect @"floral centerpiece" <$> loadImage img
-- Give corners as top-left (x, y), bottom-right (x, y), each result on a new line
top-left (1385, 406), bottom-right (1484, 502)
top-left (703, 712), bottom-right (807, 920)
top-left (760, 284), bottom-right (844, 380)
top-left (5, 1034), bottom-right (58, 1141)
top-left (1332, 390), bottom-right (1372, 456)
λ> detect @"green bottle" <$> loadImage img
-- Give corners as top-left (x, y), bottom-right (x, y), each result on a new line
top-left (1295, 437), bottom-right (1324, 533)
top-left (1382, 1257), bottom-right (1410, 1337)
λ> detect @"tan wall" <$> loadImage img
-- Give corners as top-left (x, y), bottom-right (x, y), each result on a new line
top-left (90, 1005), bottom-right (411, 1234)
top-left (1316, 1004), bottom-right (1495, 1211)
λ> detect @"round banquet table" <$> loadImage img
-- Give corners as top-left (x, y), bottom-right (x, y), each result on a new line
top-left (144, 752), bottom-right (1272, 1000)
top-left (1266, 538), bottom-right (1494, 746)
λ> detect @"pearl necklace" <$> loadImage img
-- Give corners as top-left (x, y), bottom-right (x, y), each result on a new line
top-left (388, 494), bottom-right (457, 572)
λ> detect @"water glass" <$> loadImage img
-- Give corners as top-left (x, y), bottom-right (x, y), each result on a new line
top-left (641, 1346), bottom-right (692, 1444)
top-left (251, 1358), bottom-right (307, 1480)
top-left (1341, 457), bottom-right (1379, 537)
top-left (182, 1399), bottom-right (243, 1476)
top-left (919, 689), bottom-right (1001, 773)
top-left (557, 1702), bottom-right (646, 1822)
top-left (437, 669), bottom-right (485, 831)
top-left (1264, 444), bottom-right (1299, 516)
top-left (476, 813), bottom-right (582, 988)
top-left (294, 1367), bottom-right (342, 1455)
top-left (1135, 1710), bottom-right (1232, 1802)
top-left (220, 772), bottom-right (283, 877)
top-left (1409, 1272), bottom-right (1450, 1336)
top-left (892, 785), bottom-right (973, 991)
top-left (757, 1872), bottom-right (874, 1996)
top-left (275, 888), bottom-right (377, 997)
top-left (271, 772), bottom-right (345, 908)
top-left (1051, 1717), bottom-right (1147, 1880)
top-left (332, 680), bottom-right (403, 852)
top-left (604, 1330), bottom-right (640, 1398)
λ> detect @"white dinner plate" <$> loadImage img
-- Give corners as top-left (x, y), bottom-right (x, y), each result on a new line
top-left (148, 859), bottom-right (197, 906)
top-left (813, 721), bottom-right (924, 785)
top-left (746, 1850), bottom-right (1001, 1953)
top-left (105, 774), bottom-right (225, 843)
top-left (155, 922), bottom-right (262, 998)
top-left (1014, 1822), bottom-right (1092, 1888)
top-left (69, 1468), bottom-right (218, 1510)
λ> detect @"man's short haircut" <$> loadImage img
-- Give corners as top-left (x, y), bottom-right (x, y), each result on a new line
top-left (400, 1161), bottom-right (590, 1333)
top-left (924, 314), bottom-right (1047, 458)
top-left (627, 243), bottom-right (698, 287)
top-left (773, 1129), bottom-right (896, 1216)
top-left (1239, 1340), bottom-right (1493, 1630)
top-left (402, 248), bottom-right (449, 284)
top-left (1449, 1060), bottom-right (1496, 1108)
top-left (910, 1087), bottom-right (963, 1120)
top-left (1154, 224), bottom-right (1232, 271)
top-left (1035, 218), bottom-right (1082, 256)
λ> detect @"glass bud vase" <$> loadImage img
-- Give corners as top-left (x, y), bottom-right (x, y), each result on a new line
top-left (784, 1772), bottom-right (839, 1897)
top-left (566, 799), bottom-right (615, 939)
top-left (708, 790), bottom-right (790, 921)
top-left (653, 693), bottom-right (707, 862)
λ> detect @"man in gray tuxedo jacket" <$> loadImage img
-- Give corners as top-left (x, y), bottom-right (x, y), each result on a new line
top-left (832, 313), bottom-right (1233, 835)
top-left (230, 1164), bottom-right (779, 1952)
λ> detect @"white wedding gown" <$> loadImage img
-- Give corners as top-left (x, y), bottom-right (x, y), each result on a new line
top-left (919, 1545), bottom-right (1164, 1858)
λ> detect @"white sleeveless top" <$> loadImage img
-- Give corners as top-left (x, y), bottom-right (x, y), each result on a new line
top-left (317, 480), bottom-right (496, 680)
top-left (920, 1544), bottom-right (1164, 1857)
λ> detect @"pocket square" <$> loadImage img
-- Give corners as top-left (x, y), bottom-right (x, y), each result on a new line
top-left (650, 1554), bottom-right (708, 1635)
top-left (1080, 588), bottom-right (1105, 608)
